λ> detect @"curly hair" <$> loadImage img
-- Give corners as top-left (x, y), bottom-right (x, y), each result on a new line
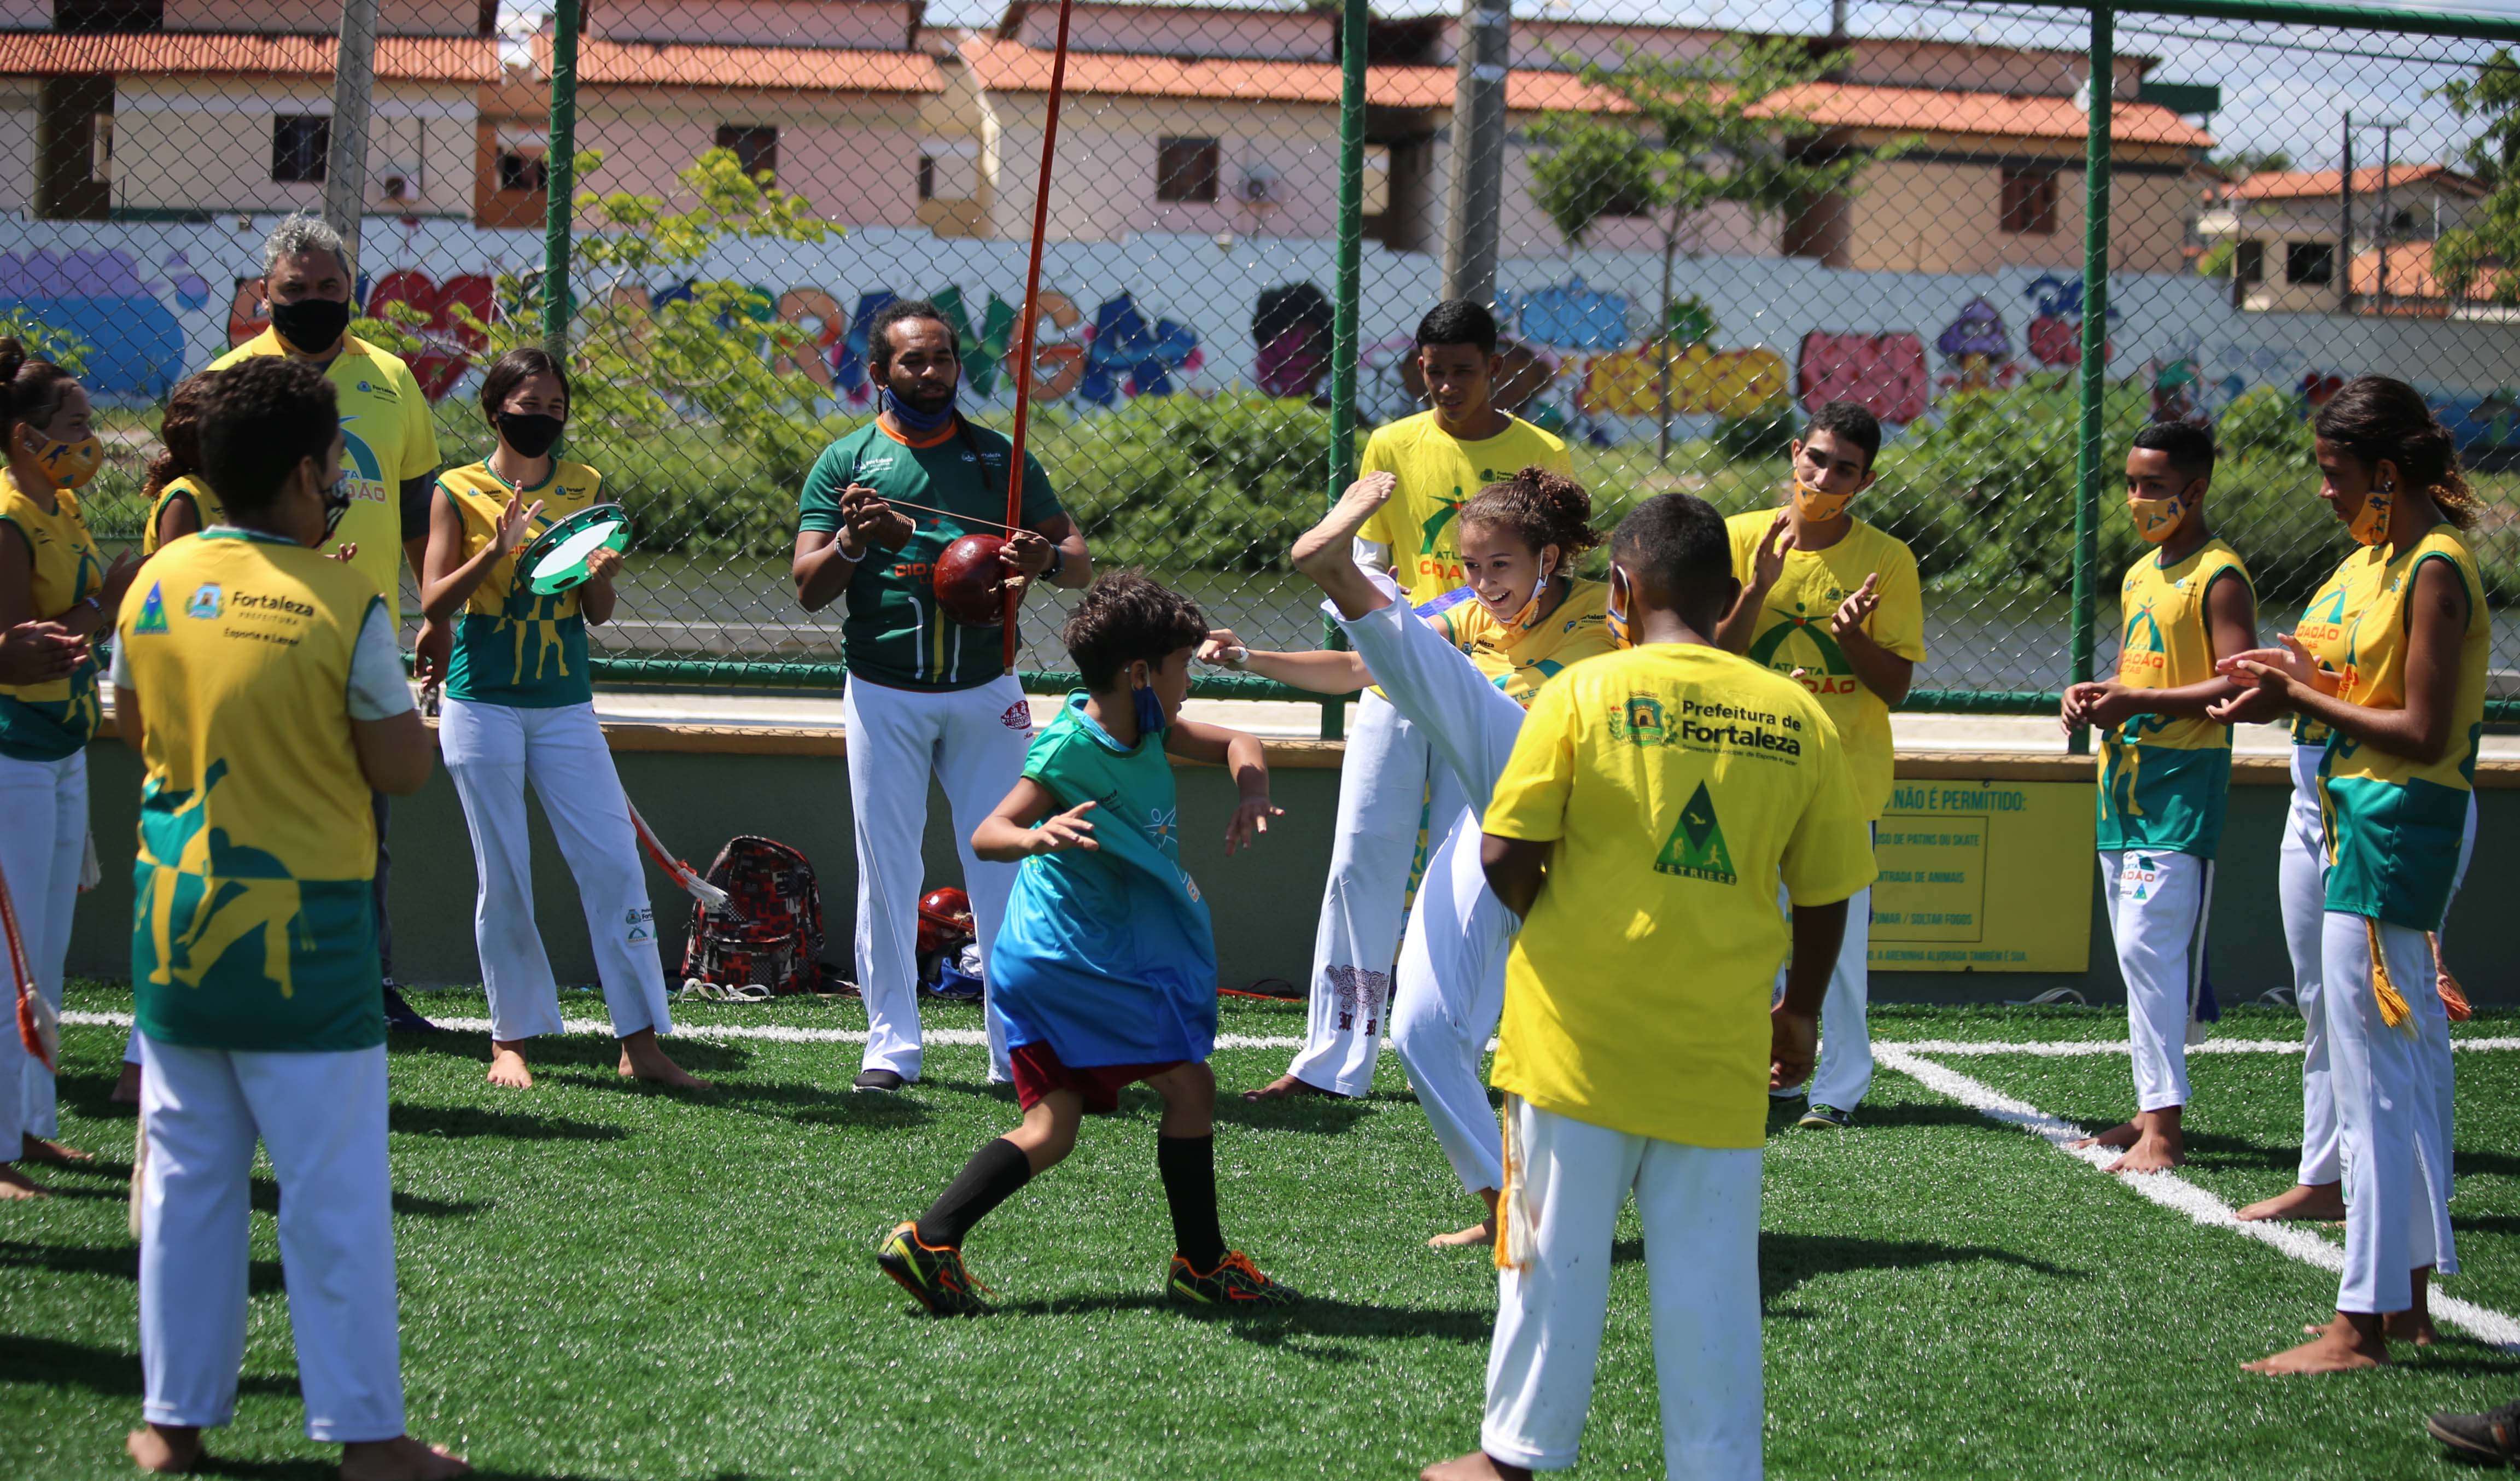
top-left (2314, 375), bottom-right (2479, 531)
top-left (143, 370), bottom-right (219, 506)
top-left (195, 357), bottom-right (338, 516)
top-left (1061, 570), bottom-right (1209, 690)
top-left (0, 337), bottom-right (77, 440)
top-left (1457, 465), bottom-right (1602, 563)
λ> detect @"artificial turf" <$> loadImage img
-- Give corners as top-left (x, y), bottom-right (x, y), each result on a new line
top-left (5, 988), bottom-right (2517, 1479)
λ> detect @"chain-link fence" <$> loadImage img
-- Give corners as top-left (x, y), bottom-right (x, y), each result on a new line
top-left (7, 0), bottom-right (2519, 722)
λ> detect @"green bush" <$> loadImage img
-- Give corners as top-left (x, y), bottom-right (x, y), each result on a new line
top-left (2217, 386), bottom-right (2315, 469)
top-left (1712, 404), bottom-right (1799, 465)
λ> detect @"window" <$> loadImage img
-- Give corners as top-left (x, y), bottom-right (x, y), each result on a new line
top-left (272, 114), bottom-right (328, 184)
top-left (918, 154), bottom-right (935, 201)
top-left (1998, 167), bottom-right (2057, 235)
top-left (495, 150), bottom-right (547, 194)
top-left (53, 0), bottom-right (163, 32)
top-left (2285, 241), bottom-right (2335, 285)
top-left (715, 124), bottom-right (778, 183)
top-left (2234, 240), bottom-right (2264, 284)
top-left (87, 112), bottom-right (110, 183)
top-left (1156, 136), bottom-right (1220, 204)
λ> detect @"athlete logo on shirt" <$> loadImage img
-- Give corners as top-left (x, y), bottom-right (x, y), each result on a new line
top-left (1748, 602), bottom-right (1859, 696)
top-left (133, 583), bottom-right (170, 635)
top-left (1654, 783), bottom-right (1738, 884)
top-left (1145, 806), bottom-right (1179, 851)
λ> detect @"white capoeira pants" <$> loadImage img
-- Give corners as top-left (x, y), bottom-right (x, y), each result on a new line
top-left (139, 1036), bottom-right (406, 1442)
top-left (1485, 1099), bottom-right (1764, 1479)
top-left (2284, 742), bottom-right (2474, 1186)
top-left (1335, 586), bottom-right (1529, 1196)
top-left (1771, 846), bottom-right (1874, 1111)
top-left (845, 673), bottom-right (1026, 1082)
top-left (441, 698), bottom-right (673, 1045)
top-left (0, 747), bottom-right (85, 1155)
top-left (2321, 913), bottom-right (2457, 1312)
top-left (2097, 848), bottom-right (2214, 1113)
top-left (1282, 689), bottom-right (1432, 1097)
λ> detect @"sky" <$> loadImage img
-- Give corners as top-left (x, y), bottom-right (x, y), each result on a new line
top-left (516, 0), bottom-right (2515, 177)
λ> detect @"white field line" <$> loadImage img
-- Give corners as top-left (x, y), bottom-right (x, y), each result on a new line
top-left (55, 1011), bottom-right (2520, 1057)
top-left (1876, 1044), bottom-right (2520, 1351)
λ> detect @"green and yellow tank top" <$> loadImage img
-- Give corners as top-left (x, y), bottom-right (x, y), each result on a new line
top-left (142, 474), bottom-right (224, 555)
top-left (0, 474), bottom-right (104, 761)
top-left (116, 529), bottom-right (384, 1052)
top-left (2318, 526), bottom-right (2490, 931)
top-left (1419, 578), bottom-right (1614, 707)
top-left (440, 458), bottom-right (602, 709)
top-left (2096, 539), bottom-right (2250, 858)
top-left (2288, 547), bottom-right (2385, 748)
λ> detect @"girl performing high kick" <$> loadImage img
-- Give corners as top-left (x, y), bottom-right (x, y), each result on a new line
top-left (1209, 466), bottom-right (1613, 1246)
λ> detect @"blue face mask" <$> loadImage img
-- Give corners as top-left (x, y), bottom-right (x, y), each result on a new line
top-left (1133, 680), bottom-right (1166, 738)
top-left (881, 384), bottom-right (956, 435)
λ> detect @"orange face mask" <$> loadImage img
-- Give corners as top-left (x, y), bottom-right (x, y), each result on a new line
top-left (1792, 479), bottom-right (1852, 523)
top-left (19, 426), bottom-right (101, 487)
top-left (2348, 481), bottom-right (2395, 547)
top-left (2127, 492), bottom-right (2187, 544)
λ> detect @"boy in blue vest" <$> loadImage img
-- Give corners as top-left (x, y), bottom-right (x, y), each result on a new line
top-left (877, 572), bottom-right (1298, 1312)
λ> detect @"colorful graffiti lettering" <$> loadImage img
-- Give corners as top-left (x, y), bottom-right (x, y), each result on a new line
top-left (1, 248), bottom-right (190, 397)
top-left (1501, 277), bottom-right (1631, 352)
top-left (1577, 343), bottom-right (1788, 419)
top-left (1796, 331), bottom-right (1929, 425)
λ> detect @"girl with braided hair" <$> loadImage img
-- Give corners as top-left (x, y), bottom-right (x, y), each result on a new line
top-left (1208, 464), bottom-right (1615, 1246)
top-left (2211, 375), bottom-right (2487, 1374)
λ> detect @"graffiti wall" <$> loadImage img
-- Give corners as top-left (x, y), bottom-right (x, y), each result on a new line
top-left (13, 217), bottom-right (2520, 463)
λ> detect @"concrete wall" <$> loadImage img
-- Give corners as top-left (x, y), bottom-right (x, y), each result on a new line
top-left (986, 93), bottom-right (1345, 243)
top-left (1021, 4), bottom-right (1333, 63)
top-left (587, 0), bottom-right (913, 50)
top-left (569, 89), bottom-right (930, 230)
top-left (108, 78), bottom-right (476, 219)
top-left (62, 736), bottom-right (2520, 1010)
top-left (162, 0), bottom-right (479, 36)
top-left (1839, 158), bottom-right (2194, 276)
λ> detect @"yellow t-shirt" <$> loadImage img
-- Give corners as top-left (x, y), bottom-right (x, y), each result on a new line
top-left (1483, 644), bottom-right (1878, 1149)
top-left (212, 330), bottom-right (440, 630)
top-left (1354, 411), bottom-right (1572, 605)
top-left (142, 474), bottom-right (223, 555)
top-left (1724, 511), bottom-right (1925, 821)
top-left (1420, 578), bottom-right (1614, 706)
top-left (2289, 547), bottom-right (2386, 748)
top-left (0, 475), bottom-right (105, 760)
top-left (2318, 526), bottom-right (2491, 931)
top-left (438, 459), bottom-right (604, 708)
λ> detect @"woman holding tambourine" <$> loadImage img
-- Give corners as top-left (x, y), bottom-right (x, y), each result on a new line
top-left (420, 347), bottom-right (703, 1092)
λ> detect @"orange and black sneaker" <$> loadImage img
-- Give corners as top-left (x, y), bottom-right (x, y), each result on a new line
top-left (1165, 1250), bottom-right (1299, 1308)
top-left (876, 1222), bottom-right (994, 1316)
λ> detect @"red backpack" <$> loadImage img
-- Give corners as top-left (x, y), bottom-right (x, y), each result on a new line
top-left (680, 836), bottom-right (836, 998)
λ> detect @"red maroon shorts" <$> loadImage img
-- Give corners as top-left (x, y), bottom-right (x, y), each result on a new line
top-left (1008, 1042), bottom-right (1186, 1115)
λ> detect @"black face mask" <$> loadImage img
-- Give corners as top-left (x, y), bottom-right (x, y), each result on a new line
top-left (270, 296), bottom-right (351, 355)
top-left (496, 411), bottom-right (564, 460)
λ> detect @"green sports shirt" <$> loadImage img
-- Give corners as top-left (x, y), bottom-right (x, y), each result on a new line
top-left (797, 420), bottom-right (1063, 691)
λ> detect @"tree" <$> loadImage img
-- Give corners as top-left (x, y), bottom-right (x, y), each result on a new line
top-left (2211, 147), bottom-right (2292, 182)
top-left (360, 146), bottom-right (838, 484)
top-left (1526, 35), bottom-right (1911, 461)
top-left (2435, 49), bottom-right (2520, 304)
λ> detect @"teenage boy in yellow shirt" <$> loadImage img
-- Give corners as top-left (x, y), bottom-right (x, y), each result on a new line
top-left (1719, 400), bottom-right (1923, 1130)
top-left (1420, 492), bottom-right (1876, 1481)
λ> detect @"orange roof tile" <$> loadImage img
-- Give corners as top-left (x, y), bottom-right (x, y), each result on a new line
top-left (2225, 165), bottom-right (2483, 201)
top-left (0, 31), bottom-right (497, 83)
top-left (564, 36), bottom-right (941, 93)
top-left (1758, 81), bottom-right (2212, 148)
top-left (955, 35), bottom-right (1613, 109)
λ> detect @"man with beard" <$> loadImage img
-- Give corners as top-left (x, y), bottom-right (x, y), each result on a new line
top-left (794, 300), bottom-right (1093, 1093)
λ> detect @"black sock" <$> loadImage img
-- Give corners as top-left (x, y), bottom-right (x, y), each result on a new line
top-left (915, 1137), bottom-right (1033, 1249)
top-left (1157, 1134), bottom-right (1226, 1272)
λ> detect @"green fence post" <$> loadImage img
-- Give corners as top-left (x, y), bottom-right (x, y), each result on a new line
top-left (1318, 0), bottom-right (1369, 744)
top-left (2068, 2), bottom-right (2111, 759)
top-left (541, 0), bottom-right (581, 357)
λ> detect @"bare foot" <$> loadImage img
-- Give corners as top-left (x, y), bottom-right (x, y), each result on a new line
top-left (1428, 1218), bottom-right (1496, 1249)
top-left (0, 1163), bottom-right (42, 1200)
top-left (1242, 1074), bottom-right (1343, 1104)
top-left (2237, 1182), bottom-right (2347, 1222)
top-left (486, 1044), bottom-right (534, 1089)
top-left (2107, 1130), bottom-right (2185, 1174)
top-left (1420, 1453), bottom-right (1532, 1481)
top-left (2244, 1313), bottom-right (2389, 1374)
top-left (1292, 470), bottom-right (1398, 572)
top-left (338, 1435), bottom-right (471, 1480)
top-left (112, 1062), bottom-right (144, 1105)
top-left (2068, 1120), bottom-right (2141, 1152)
top-left (2385, 1311), bottom-right (2441, 1345)
top-left (127, 1423), bottom-right (203, 1473)
top-left (619, 1031), bottom-right (710, 1089)
top-left (21, 1135), bottom-right (92, 1165)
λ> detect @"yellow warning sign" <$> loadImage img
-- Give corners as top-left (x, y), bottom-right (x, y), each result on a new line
top-left (1869, 779), bottom-right (2093, 973)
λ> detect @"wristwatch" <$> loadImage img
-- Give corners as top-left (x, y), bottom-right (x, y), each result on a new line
top-left (1045, 545), bottom-right (1064, 580)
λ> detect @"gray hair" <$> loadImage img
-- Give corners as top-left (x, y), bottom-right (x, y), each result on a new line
top-left (261, 212), bottom-right (351, 278)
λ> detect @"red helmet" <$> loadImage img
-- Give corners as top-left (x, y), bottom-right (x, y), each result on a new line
top-left (916, 887), bottom-right (975, 958)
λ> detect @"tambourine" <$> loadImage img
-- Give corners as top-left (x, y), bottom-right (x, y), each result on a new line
top-left (520, 503), bottom-right (633, 594)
